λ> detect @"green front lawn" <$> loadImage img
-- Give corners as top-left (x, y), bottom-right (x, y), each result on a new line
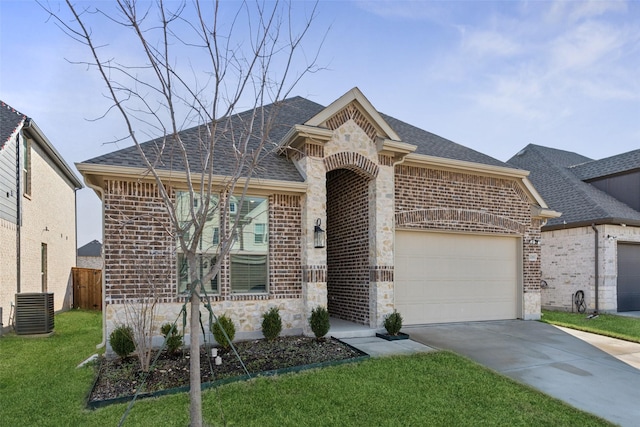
top-left (541, 310), bottom-right (640, 343)
top-left (0, 311), bottom-right (612, 426)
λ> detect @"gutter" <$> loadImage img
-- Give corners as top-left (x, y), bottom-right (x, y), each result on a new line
top-left (591, 224), bottom-right (600, 313)
top-left (542, 217), bottom-right (640, 232)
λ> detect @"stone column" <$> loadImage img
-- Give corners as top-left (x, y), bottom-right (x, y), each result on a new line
top-left (295, 149), bottom-right (328, 335)
top-left (368, 163), bottom-right (395, 328)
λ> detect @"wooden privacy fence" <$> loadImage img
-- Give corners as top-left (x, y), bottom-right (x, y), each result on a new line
top-left (72, 267), bottom-right (102, 311)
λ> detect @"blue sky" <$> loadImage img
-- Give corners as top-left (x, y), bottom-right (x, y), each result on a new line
top-left (1, 0), bottom-right (639, 246)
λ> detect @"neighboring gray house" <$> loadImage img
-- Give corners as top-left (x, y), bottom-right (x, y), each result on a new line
top-left (508, 144), bottom-right (640, 313)
top-left (77, 240), bottom-right (103, 270)
top-left (0, 101), bottom-right (83, 329)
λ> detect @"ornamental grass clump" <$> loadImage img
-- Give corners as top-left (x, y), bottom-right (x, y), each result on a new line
top-left (309, 306), bottom-right (330, 340)
top-left (160, 323), bottom-right (183, 354)
top-left (211, 314), bottom-right (236, 350)
top-left (384, 310), bottom-right (403, 336)
top-left (109, 325), bottom-right (135, 359)
top-left (262, 307), bottom-right (283, 341)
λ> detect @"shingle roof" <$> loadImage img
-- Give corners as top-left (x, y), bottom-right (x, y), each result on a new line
top-left (570, 149), bottom-right (640, 181)
top-left (84, 97), bottom-right (324, 182)
top-left (82, 95), bottom-right (511, 180)
top-left (507, 144), bottom-right (640, 228)
top-left (78, 240), bottom-right (102, 257)
top-left (0, 101), bottom-right (26, 150)
top-left (380, 113), bottom-right (509, 168)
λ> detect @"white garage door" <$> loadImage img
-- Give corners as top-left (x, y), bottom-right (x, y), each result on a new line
top-left (395, 230), bottom-right (520, 324)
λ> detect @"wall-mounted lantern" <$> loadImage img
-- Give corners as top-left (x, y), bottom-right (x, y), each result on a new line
top-left (314, 218), bottom-right (325, 248)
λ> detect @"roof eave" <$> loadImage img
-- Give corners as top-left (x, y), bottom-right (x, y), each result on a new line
top-left (76, 163), bottom-right (308, 199)
top-left (25, 120), bottom-right (83, 189)
top-left (542, 217), bottom-right (640, 232)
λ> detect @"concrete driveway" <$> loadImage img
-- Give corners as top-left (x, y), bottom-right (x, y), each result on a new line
top-left (407, 320), bottom-right (640, 427)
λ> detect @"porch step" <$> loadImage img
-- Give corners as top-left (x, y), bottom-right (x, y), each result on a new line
top-left (327, 317), bottom-right (381, 339)
top-left (329, 327), bottom-right (380, 339)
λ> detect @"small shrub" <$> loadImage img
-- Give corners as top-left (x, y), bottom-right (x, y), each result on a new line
top-left (384, 310), bottom-right (403, 336)
top-left (211, 314), bottom-right (236, 349)
top-left (309, 306), bottom-right (330, 339)
top-left (109, 325), bottom-right (135, 358)
top-left (262, 307), bottom-right (283, 341)
top-left (160, 323), bottom-right (183, 354)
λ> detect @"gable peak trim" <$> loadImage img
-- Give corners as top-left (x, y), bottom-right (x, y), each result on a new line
top-left (304, 87), bottom-right (401, 141)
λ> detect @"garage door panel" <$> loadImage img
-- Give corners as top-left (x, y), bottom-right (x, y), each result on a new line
top-left (618, 243), bottom-right (640, 312)
top-left (395, 231), bottom-right (519, 324)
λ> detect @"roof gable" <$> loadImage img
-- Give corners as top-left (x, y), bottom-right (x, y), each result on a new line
top-left (305, 87), bottom-right (400, 141)
top-left (0, 101), bottom-right (26, 150)
top-left (78, 240), bottom-right (102, 257)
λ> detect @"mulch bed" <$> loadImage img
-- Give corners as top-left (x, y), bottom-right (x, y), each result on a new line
top-left (89, 336), bottom-right (365, 405)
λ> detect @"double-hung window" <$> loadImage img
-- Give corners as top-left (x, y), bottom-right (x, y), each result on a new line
top-left (230, 196), bottom-right (268, 293)
top-left (176, 192), bottom-right (219, 294)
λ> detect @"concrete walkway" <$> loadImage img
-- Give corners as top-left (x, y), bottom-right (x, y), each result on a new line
top-left (340, 335), bottom-right (435, 357)
top-left (554, 325), bottom-right (640, 370)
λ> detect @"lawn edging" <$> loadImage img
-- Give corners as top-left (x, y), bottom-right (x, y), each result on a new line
top-left (86, 337), bottom-right (369, 409)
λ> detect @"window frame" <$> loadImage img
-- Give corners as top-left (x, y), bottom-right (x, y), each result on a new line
top-left (229, 196), bottom-right (269, 294)
top-left (175, 192), bottom-right (221, 295)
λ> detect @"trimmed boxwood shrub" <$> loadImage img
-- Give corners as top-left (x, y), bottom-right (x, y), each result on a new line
top-left (262, 307), bottom-right (282, 341)
top-left (211, 314), bottom-right (236, 349)
top-left (384, 310), bottom-right (403, 336)
top-left (309, 306), bottom-right (330, 340)
top-left (109, 325), bottom-right (135, 358)
top-left (160, 323), bottom-right (183, 354)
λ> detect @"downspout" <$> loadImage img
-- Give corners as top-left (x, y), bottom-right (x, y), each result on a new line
top-left (591, 224), bottom-right (599, 313)
top-left (16, 131), bottom-right (23, 294)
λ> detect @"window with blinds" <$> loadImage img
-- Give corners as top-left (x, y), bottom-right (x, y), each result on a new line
top-left (230, 196), bottom-right (268, 293)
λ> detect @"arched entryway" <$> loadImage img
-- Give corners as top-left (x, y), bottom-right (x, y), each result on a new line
top-left (326, 168), bottom-right (372, 325)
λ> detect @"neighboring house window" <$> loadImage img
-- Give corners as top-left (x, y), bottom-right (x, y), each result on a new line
top-left (176, 192), bottom-right (219, 294)
top-left (230, 196), bottom-right (268, 293)
top-left (254, 223), bottom-right (266, 244)
top-left (23, 136), bottom-right (32, 197)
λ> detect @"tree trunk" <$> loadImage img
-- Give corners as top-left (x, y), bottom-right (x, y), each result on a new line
top-left (189, 289), bottom-right (202, 427)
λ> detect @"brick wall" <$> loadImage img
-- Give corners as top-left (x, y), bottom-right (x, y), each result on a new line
top-left (77, 256), bottom-right (103, 270)
top-left (326, 168), bottom-right (370, 324)
top-left (268, 194), bottom-right (302, 298)
top-left (395, 166), bottom-right (530, 232)
top-left (395, 165), bottom-right (542, 302)
top-left (103, 180), bottom-right (176, 304)
top-left (103, 180), bottom-right (302, 304)
top-left (19, 141), bottom-right (77, 312)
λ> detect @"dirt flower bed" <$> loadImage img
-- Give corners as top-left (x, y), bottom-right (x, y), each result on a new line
top-left (90, 336), bottom-right (364, 403)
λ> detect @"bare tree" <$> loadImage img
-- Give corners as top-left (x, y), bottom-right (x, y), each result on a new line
top-left (42, 1), bottom-right (322, 425)
top-left (123, 296), bottom-right (158, 373)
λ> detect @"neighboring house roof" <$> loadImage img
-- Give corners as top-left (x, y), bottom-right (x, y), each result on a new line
top-left (78, 240), bottom-right (102, 257)
top-left (507, 144), bottom-right (640, 229)
top-left (570, 149), bottom-right (640, 181)
top-left (1, 101), bottom-right (27, 150)
top-left (81, 94), bottom-right (512, 180)
top-left (0, 100), bottom-right (83, 189)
